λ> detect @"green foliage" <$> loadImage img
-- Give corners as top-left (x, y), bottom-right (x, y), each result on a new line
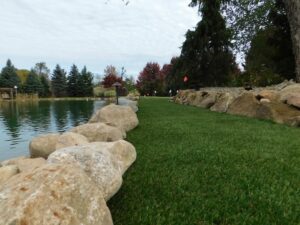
top-left (0, 59), bottom-right (20, 88)
top-left (24, 70), bottom-right (42, 94)
top-left (109, 98), bottom-right (300, 225)
top-left (67, 64), bottom-right (80, 97)
top-left (78, 66), bottom-right (94, 97)
top-left (244, 0), bottom-right (295, 85)
top-left (177, 0), bottom-right (237, 87)
top-left (39, 75), bottom-right (51, 97)
top-left (123, 76), bottom-right (136, 92)
top-left (16, 69), bottom-right (30, 85)
top-left (51, 65), bottom-right (67, 97)
top-left (33, 62), bottom-right (50, 78)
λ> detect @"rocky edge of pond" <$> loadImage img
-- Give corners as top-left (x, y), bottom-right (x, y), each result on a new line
top-left (0, 98), bottom-right (139, 225)
top-left (174, 80), bottom-right (300, 127)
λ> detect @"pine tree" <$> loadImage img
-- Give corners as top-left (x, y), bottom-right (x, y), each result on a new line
top-left (0, 59), bottom-right (21, 88)
top-left (39, 75), bottom-right (51, 97)
top-left (51, 65), bottom-right (67, 97)
top-left (24, 70), bottom-right (42, 94)
top-left (78, 66), bottom-right (93, 97)
top-left (67, 64), bottom-right (80, 97)
top-left (179, 0), bottom-right (236, 87)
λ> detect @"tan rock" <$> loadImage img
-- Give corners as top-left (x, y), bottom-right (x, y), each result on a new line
top-left (192, 91), bottom-right (217, 108)
top-left (227, 93), bottom-right (273, 120)
top-left (87, 140), bottom-right (137, 174)
top-left (1, 157), bottom-right (46, 173)
top-left (29, 133), bottom-right (60, 158)
top-left (257, 90), bottom-right (279, 101)
top-left (285, 93), bottom-right (300, 109)
top-left (48, 144), bottom-right (123, 201)
top-left (16, 158), bottom-right (46, 173)
top-left (1, 156), bottom-right (28, 167)
top-left (260, 98), bottom-right (271, 103)
top-left (56, 132), bottom-right (89, 149)
top-left (0, 165), bottom-right (19, 186)
top-left (89, 104), bottom-right (139, 132)
top-left (279, 83), bottom-right (300, 102)
top-left (70, 122), bottom-right (124, 142)
top-left (0, 164), bottom-right (113, 225)
top-left (210, 92), bottom-right (236, 112)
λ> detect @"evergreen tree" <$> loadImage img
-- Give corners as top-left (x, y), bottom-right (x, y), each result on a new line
top-left (39, 75), bottom-right (51, 97)
top-left (178, 0), bottom-right (236, 87)
top-left (0, 59), bottom-right (21, 88)
top-left (51, 65), bottom-right (67, 97)
top-left (78, 66), bottom-right (94, 97)
top-left (24, 70), bottom-right (42, 94)
top-left (67, 64), bottom-right (80, 97)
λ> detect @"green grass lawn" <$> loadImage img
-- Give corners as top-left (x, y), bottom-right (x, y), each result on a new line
top-left (108, 97), bottom-right (300, 225)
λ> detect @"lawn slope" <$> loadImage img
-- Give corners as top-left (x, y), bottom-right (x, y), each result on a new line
top-left (108, 97), bottom-right (300, 225)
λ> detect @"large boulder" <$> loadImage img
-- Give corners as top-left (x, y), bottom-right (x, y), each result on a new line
top-left (29, 132), bottom-right (90, 158)
top-left (279, 83), bottom-right (300, 102)
top-left (227, 93), bottom-right (273, 120)
top-left (89, 104), bottom-right (139, 132)
top-left (210, 92), bottom-right (236, 112)
top-left (256, 90), bottom-right (279, 102)
top-left (56, 132), bottom-right (89, 149)
top-left (1, 157), bottom-right (46, 173)
top-left (0, 165), bottom-right (19, 186)
top-left (29, 133), bottom-right (60, 158)
top-left (0, 164), bottom-right (113, 225)
top-left (70, 122), bottom-right (125, 142)
top-left (1, 156), bottom-right (28, 166)
top-left (285, 93), bottom-right (300, 109)
top-left (48, 144), bottom-right (123, 201)
top-left (87, 140), bottom-right (136, 174)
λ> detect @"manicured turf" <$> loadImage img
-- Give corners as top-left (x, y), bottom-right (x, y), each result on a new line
top-left (108, 97), bottom-right (300, 225)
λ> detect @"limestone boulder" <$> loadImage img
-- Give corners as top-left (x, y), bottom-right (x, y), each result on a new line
top-left (285, 93), bottom-right (300, 109)
top-left (89, 104), bottom-right (139, 132)
top-left (197, 91), bottom-right (217, 108)
top-left (1, 156), bottom-right (28, 166)
top-left (87, 140), bottom-right (136, 174)
top-left (29, 133), bottom-right (60, 158)
top-left (48, 144), bottom-right (123, 201)
top-left (70, 122), bottom-right (124, 142)
top-left (227, 93), bottom-right (273, 120)
top-left (256, 90), bottom-right (279, 101)
top-left (260, 98), bottom-right (271, 103)
top-left (1, 157), bottom-right (46, 173)
top-left (0, 164), bottom-right (113, 225)
top-left (0, 165), bottom-right (19, 186)
top-left (210, 92), bottom-right (236, 112)
top-left (279, 83), bottom-right (300, 102)
top-left (56, 132), bottom-right (89, 149)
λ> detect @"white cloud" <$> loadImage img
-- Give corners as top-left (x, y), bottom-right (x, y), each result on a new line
top-left (0, 0), bottom-right (199, 76)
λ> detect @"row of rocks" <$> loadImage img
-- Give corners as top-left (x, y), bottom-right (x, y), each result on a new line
top-left (174, 81), bottom-right (300, 127)
top-left (0, 101), bottom-right (139, 225)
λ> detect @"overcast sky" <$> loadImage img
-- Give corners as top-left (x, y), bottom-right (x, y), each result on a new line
top-left (0, 0), bottom-right (199, 78)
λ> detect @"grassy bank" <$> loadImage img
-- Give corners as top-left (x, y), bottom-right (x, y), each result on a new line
top-left (108, 97), bottom-right (300, 225)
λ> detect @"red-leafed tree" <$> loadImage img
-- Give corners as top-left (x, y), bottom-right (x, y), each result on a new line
top-left (136, 62), bottom-right (163, 96)
top-left (101, 65), bottom-right (123, 88)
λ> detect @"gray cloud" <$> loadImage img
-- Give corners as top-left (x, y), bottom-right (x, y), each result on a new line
top-left (0, 0), bottom-right (199, 76)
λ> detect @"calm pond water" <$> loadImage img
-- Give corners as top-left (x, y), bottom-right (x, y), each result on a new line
top-left (0, 100), bottom-right (106, 161)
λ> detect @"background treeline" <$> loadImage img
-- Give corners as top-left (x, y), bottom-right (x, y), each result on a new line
top-left (0, 61), bottom-right (94, 97)
top-left (136, 0), bottom-right (297, 96)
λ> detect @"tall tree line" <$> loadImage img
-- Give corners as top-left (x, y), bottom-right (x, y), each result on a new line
top-left (0, 60), bottom-right (94, 97)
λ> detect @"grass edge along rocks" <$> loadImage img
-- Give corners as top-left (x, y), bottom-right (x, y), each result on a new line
top-left (174, 80), bottom-right (300, 127)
